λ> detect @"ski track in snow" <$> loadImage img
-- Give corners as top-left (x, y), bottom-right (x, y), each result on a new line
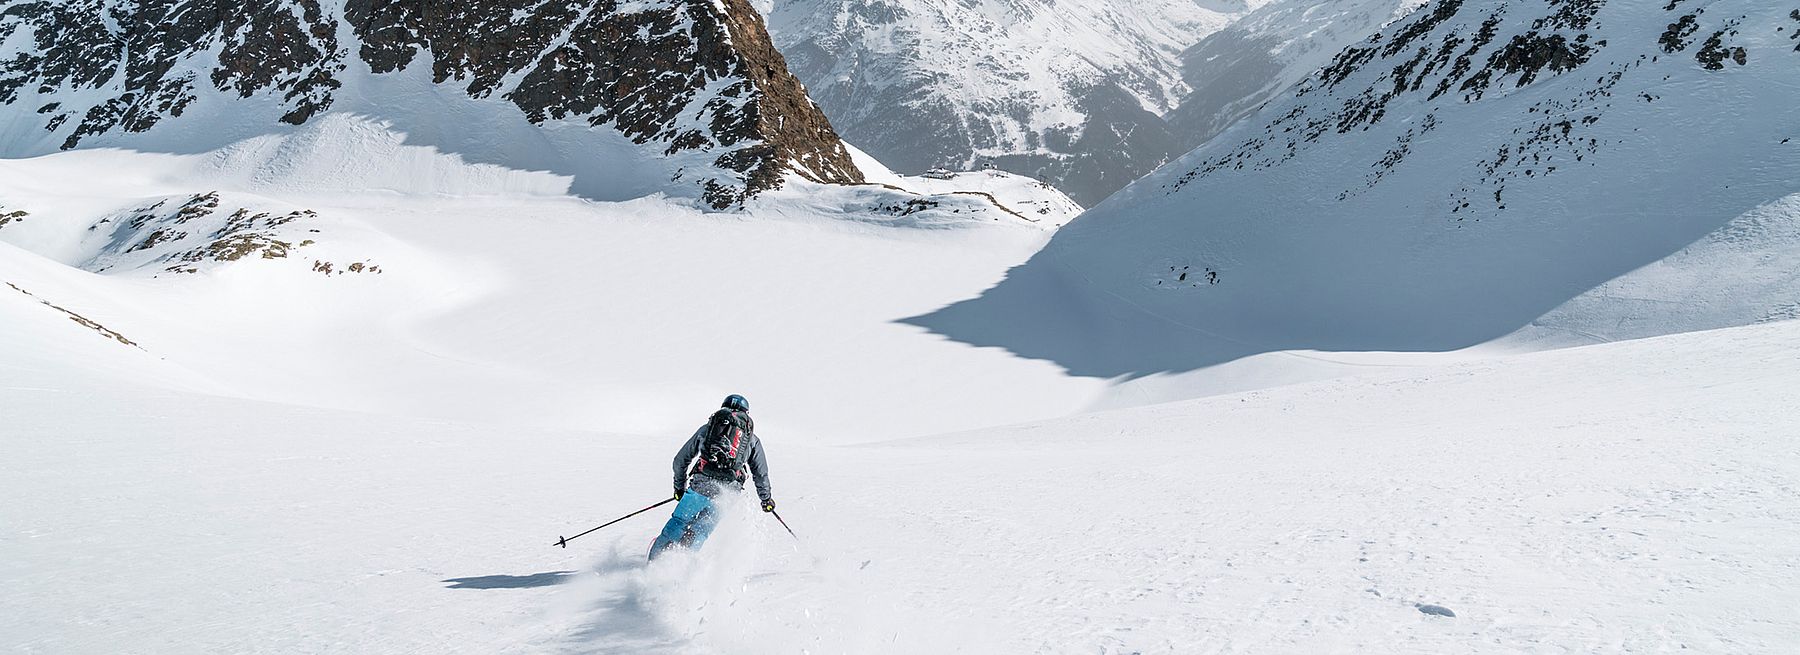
top-left (1, 6), bottom-right (1796, 647)
top-left (4, 318), bottom-right (1797, 653)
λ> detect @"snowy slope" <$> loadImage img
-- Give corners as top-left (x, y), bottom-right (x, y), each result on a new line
top-left (1168, 0), bottom-right (1428, 148)
top-left (914, 0), bottom-right (1800, 383)
top-left (0, 241), bottom-right (210, 391)
top-left (5, 3), bottom-right (1797, 651)
top-left (765, 0), bottom-right (1263, 206)
top-left (5, 311), bottom-right (1797, 653)
top-left (0, 142), bottom-right (1092, 440)
top-left (1517, 192), bottom-right (1800, 347)
top-left (0, 0), bottom-right (1080, 441)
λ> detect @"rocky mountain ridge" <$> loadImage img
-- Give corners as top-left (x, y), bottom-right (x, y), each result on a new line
top-left (912, 0), bottom-right (1800, 378)
top-left (0, 0), bottom-right (862, 207)
top-left (1167, 0), bottom-right (1428, 150)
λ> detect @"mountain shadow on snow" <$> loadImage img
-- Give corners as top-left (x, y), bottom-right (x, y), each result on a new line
top-left (905, 0), bottom-right (1800, 379)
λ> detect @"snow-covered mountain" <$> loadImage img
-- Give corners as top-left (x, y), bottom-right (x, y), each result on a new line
top-left (0, 0), bottom-right (864, 207)
top-left (0, 1), bottom-right (1086, 429)
top-left (1168, 0), bottom-right (1429, 148)
top-left (765, 0), bottom-right (1258, 206)
top-left (913, 0), bottom-right (1800, 385)
top-left (5, 2), bottom-right (1799, 652)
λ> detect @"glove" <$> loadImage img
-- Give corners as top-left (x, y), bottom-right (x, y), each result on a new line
top-left (674, 489), bottom-right (684, 501)
top-left (761, 499), bottom-right (776, 513)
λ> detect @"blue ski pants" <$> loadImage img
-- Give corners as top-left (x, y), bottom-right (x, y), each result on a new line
top-left (649, 487), bottom-right (721, 559)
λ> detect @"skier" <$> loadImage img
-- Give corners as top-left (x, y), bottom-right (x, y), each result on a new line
top-left (650, 394), bottom-right (775, 559)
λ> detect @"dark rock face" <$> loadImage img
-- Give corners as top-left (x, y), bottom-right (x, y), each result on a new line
top-left (1, 1), bottom-right (346, 148)
top-left (1691, 21), bottom-right (1750, 71)
top-left (0, 0), bottom-right (861, 207)
top-left (706, 0), bottom-right (865, 201)
top-left (1791, 10), bottom-right (1800, 52)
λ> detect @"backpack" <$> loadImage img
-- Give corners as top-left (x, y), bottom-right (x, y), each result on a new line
top-left (697, 408), bottom-right (752, 480)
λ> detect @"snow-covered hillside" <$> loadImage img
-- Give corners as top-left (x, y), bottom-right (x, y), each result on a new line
top-left (1167, 0), bottom-right (1428, 147)
top-left (766, 0), bottom-right (1261, 206)
top-left (6, 297), bottom-right (1797, 652)
top-left (915, 0), bottom-right (1800, 385)
top-left (5, 2), bottom-right (1798, 652)
top-left (0, 143), bottom-right (1084, 439)
top-left (0, 0), bottom-right (1088, 438)
top-left (0, 0), bottom-right (863, 207)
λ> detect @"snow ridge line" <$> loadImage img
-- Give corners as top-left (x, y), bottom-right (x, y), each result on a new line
top-left (946, 191), bottom-right (1037, 222)
top-left (3, 281), bottom-right (142, 349)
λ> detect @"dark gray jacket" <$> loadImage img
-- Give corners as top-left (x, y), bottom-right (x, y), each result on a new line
top-left (673, 422), bottom-right (773, 503)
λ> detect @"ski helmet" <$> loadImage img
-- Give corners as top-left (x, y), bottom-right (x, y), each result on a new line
top-left (722, 394), bottom-right (749, 412)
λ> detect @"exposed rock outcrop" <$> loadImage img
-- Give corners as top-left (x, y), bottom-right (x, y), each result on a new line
top-left (0, 0), bottom-right (862, 207)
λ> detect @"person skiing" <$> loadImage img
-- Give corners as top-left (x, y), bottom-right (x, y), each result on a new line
top-left (649, 394), bottom-right (775, 559)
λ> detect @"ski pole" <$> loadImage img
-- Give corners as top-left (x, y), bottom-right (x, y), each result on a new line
top-left (770, 509), bottom-right (798, 540)
top-left (556, 497), bottom-right (677, 548)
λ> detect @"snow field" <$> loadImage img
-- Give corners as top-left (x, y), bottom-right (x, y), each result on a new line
top-left (5, 313), bottom-right (1797, 653)
top-left (0, 141), bottom-right (1099, 441)
top-left (3, 4), bottom-right (1797, 647)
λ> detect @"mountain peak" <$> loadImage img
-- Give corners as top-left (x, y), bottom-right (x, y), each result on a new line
top-left (0, 0), bottom-right (863, 207)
